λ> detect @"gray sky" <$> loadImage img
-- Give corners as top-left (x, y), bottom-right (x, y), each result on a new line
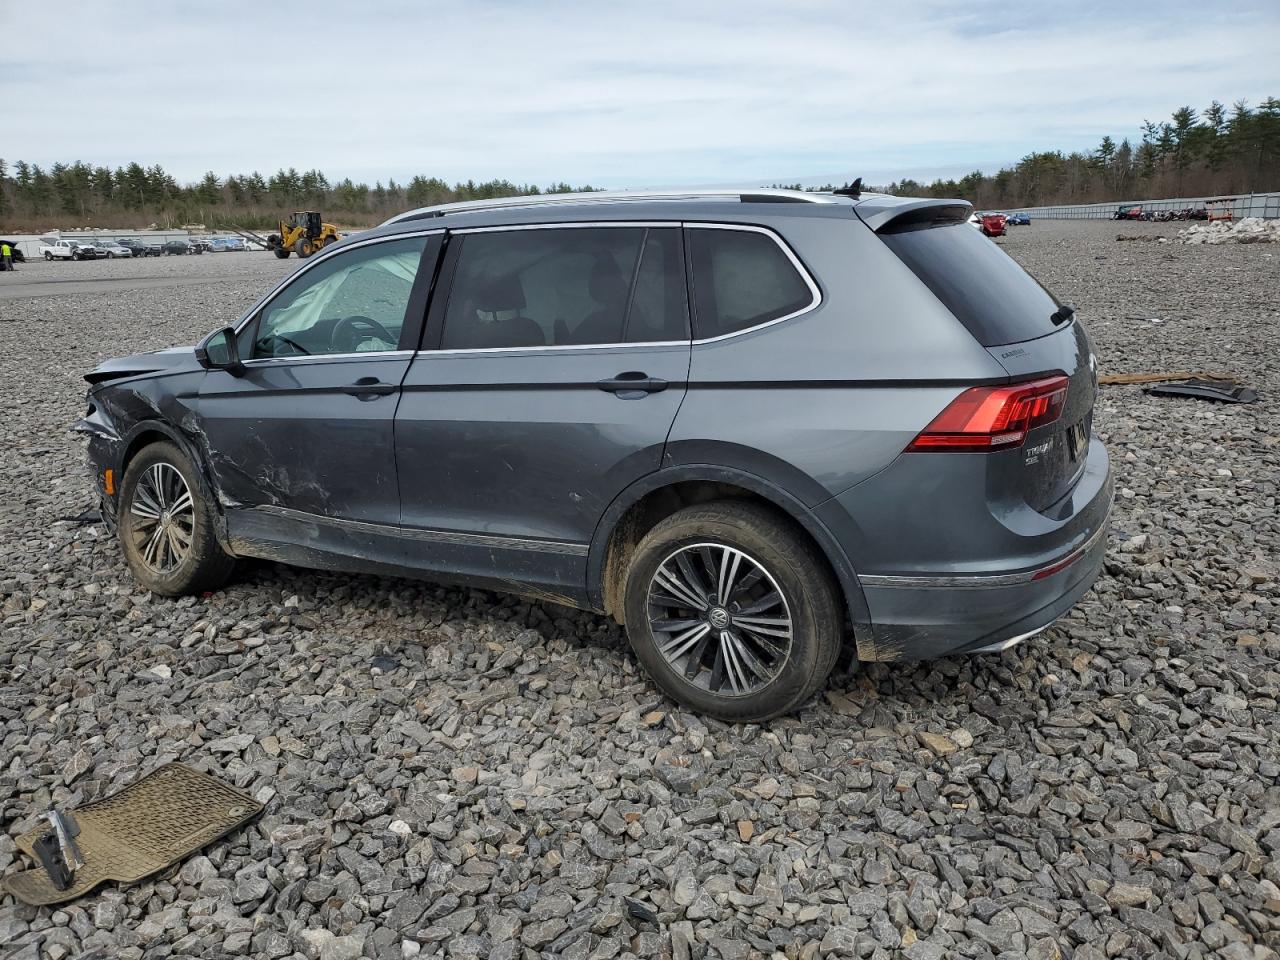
top-left (3, 0), bottom-right (1278, 189)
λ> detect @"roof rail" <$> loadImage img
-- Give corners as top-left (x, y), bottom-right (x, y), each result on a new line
top-left (382, 188), bottom-right (842, 225)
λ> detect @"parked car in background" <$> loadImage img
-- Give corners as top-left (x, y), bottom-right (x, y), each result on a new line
top-left (77, 188), bottom-right (1111, 721)
top-left (116, 238), bottom-right (162, 258)
top-left (163, 240), bottom-right (194, 256)
top-left (187, 238), bottom-right (211, 253)
top-left (98, 241), bottom-right (134, 259)
top-left (40, 238), bottom-right (98, 260)
top-left (1113, 205), bottom-right (1145, 221)
top-left (207, 237), bottom-right (230, 252)
top-left (969, 211), bottom-right (1008, 237)
top-left (1006, 213), bottom-right (1031, 226)
top-left (225, 236), bottom-right (247, 252)
top-left (0, 240), bottom-right (28, 263)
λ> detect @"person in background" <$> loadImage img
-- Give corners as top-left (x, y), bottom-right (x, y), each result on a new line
top-left (0, 241), bottom-right (13, 271)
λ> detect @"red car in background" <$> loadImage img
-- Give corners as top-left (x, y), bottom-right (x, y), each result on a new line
top-left (968, 211), bottom-right (1008, 237)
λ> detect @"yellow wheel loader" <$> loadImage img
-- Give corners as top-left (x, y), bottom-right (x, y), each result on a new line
top-left (266, 212), bottom-right (342, 259)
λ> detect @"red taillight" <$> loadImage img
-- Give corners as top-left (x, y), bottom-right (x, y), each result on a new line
top-left (907, 375), bottom-right (1069, 452)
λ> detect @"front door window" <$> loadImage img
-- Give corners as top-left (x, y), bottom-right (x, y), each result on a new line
top-left (242, 236), bottom-right (428, 359)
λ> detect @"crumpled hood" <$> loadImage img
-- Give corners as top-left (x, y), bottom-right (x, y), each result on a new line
top-left (84, 346), bottom-right (200, 385)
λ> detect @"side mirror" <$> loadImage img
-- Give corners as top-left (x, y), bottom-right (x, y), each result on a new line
top-left (196, 326), bottom-right (245, 375)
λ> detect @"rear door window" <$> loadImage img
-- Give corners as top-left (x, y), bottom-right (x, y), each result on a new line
top-left (687, 227), bottom-right (815, 339)
top-left (879, 221), bottom-right (1064, 346)
top-left (441, 227), bottom-right (689, 349)
top-left (624, 228), bottom-right (688, 343)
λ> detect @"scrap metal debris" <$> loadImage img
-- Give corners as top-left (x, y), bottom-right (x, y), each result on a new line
top-left (1097, 371), bottom-right (1235, 386)
top-left (1143, 379), bottom-right (1259, 404)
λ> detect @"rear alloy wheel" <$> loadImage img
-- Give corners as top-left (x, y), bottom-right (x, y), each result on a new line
top-left (118, 442), bottom-right (235, 596)
top-left (622, 502), bottom-right (841, 722)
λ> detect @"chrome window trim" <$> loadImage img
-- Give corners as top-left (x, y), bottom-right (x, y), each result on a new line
top-left (453, 220), bottom-right (682, 234)
top-left (230, 228), bottom-right (445, 338)
top-left (423, 340), bottom-right (690, 357)
top-left (421, 221), bottom-right (820, 357)
top-left (239, 349), bottom-right (414, 368)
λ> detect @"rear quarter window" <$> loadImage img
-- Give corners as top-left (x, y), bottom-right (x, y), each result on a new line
top-left (879, 221), bottom-right (1064, 346)
top-left (688, 227), bottom-right (815, 339)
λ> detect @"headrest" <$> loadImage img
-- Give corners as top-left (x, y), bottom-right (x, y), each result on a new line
top-left (589, 257), bottom-right (627, 304)
top-left (474, 272), bottom-right (526, 312)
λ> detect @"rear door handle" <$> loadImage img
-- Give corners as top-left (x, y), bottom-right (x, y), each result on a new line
top-left (597, 372), bottom-right (669, 395)
top-left (341, 377), bottom-right (397, 398)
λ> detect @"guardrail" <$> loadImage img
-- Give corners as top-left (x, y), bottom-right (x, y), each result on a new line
top-left (1005, 191), bottom-right (1280, 220)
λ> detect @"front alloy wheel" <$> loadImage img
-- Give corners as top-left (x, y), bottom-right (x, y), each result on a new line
top-left (118, 441), bottom-right (235, 595)
top-left (126, 462), bottom-right (194, 574)
top-left (647, 543), bottom-right (793, 697)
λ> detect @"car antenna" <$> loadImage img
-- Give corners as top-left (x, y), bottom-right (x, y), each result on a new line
top-left (832, 178), bottom-right (863, 198)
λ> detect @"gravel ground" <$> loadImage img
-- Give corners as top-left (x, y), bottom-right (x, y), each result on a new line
top-left (1, 222), bottom-right (1277, 960)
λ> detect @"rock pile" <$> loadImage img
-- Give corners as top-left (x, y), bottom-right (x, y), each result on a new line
top-left (1175, 217), bottom-right (1280, 244)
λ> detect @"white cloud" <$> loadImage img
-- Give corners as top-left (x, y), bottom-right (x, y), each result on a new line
top-left (2, 0), bottom-right (1277, 186)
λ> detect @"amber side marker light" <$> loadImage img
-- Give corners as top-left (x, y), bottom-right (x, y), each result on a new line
top-left (906, 375), bottom-right (1070, 452)
top-left (103, 469), bottom-right (115, 496)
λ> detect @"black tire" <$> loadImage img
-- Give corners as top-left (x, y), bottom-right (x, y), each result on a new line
top-left (45, 252), bottom-right (53, 261)
top-left (117, 441), bottom-right (235, 596)
top-left (295, 237), bottom-right (311, 258)
top-left (274, 247), bottom-right (291, 259)
top-left (622, 501), bottom-right (841, 722)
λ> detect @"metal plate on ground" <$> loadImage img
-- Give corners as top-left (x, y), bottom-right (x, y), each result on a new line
top-left (4, 763), bottom-right (263, 906)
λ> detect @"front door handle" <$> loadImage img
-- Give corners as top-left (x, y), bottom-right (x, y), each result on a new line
top-left (341, 377), bottom-right (397, 398)
top-left (596, 372), bottom-right (669, 395)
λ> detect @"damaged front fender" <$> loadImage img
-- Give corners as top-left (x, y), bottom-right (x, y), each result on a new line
top-left (76, 374), bottom-right (234, 554)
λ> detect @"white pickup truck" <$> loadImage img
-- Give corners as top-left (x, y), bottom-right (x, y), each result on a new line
top-left (39, 238), bottom-right (99, 261)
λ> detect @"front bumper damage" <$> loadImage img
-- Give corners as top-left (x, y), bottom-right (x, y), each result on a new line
top-left (71, 400), bottom-right (123, 532)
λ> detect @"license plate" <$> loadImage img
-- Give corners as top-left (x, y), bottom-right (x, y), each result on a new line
top-left (1067, 420), bottom-right (1087, 460)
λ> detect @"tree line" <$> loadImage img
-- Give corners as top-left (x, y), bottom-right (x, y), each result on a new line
top-left (0, 160), bottom-right (599, 232)
top-left (877, 97), bottom-right (1280, 209)
top-left (2, 96), bottom-right (1277, 229)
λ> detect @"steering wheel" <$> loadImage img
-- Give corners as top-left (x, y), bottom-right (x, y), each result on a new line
top-left (329, 315), bottom-right (396, 353)
top-left (256, 332), bottom-right (311, 356)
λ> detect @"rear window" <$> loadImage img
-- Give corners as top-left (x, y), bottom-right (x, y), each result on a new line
top-left (879, 221), bottom-right (1064, 346)
top-left (688, 228), bottom-right (814, 339)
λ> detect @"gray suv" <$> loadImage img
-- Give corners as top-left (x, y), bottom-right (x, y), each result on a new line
top-left (76, 189), bottom-right (1111, 721)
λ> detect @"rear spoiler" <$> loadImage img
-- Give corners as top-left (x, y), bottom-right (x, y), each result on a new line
top-left (854, 197), bottom-right (971, 232)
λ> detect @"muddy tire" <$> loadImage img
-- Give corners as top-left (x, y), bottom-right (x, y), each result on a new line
top-left (295, 238), bottom-right (311, 258)
top-left (118, 441), bottom-right (235, 596)
top-left (622, 501), bottom-right (841, 722)
top-left (274, 247), bottom-right (291, 259)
